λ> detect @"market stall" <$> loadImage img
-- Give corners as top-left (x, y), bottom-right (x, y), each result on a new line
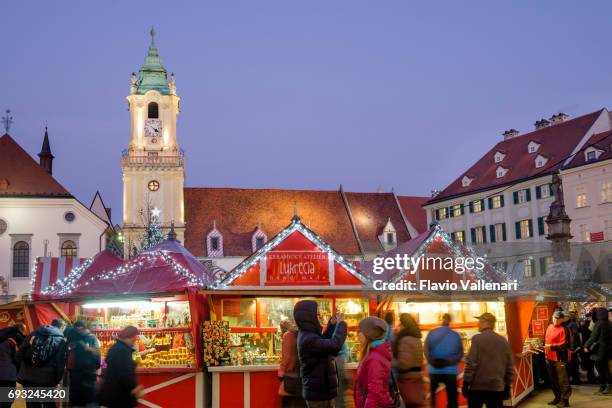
top-left (35, 236), bottom-right (212, 408)
top-left (205, 215), bottom-right (371, 408)
top-left (362, 225), bottom-right (536, 408)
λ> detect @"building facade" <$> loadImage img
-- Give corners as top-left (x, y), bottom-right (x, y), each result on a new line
top-left (424, 109), bottom-right (612, 280)
top-left (0, 132), bottom-right (110, 301)
top-left (121, 29), bottom-right (185, 256)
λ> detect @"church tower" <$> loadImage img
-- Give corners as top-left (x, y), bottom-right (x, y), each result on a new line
top-left (121, 29), bottom-right (184, 256)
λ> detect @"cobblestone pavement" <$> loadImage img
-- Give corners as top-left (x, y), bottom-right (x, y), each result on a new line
top-left (520, 384), bottom-right (611, 407)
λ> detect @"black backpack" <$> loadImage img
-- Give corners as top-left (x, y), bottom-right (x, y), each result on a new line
top-left (23, 332), bottom-right (61, 367)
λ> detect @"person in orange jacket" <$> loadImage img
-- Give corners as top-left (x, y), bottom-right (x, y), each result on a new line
top-left (544, 310), bottom-right (572, 407)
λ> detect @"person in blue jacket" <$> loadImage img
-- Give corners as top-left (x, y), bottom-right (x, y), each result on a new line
top-left (424, 313), bottom-right (464, 408)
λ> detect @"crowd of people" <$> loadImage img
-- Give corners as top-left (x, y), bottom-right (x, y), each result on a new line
top-left (0, 319), bottom-right (143, 408)
top-left (278, 300), bottom-right (515, 408)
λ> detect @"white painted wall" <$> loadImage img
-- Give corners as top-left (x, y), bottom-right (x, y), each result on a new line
top-left (0, 197), bottom-right (108, 299)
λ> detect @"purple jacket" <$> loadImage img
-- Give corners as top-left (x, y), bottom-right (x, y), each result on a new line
top-left (354, 341), bottom-right (393, 408)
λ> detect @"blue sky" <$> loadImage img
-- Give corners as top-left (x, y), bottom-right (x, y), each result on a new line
top-left (2, 1), bottom-right (612, 222)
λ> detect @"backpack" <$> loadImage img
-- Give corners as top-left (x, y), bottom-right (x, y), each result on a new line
top-left (23, 332), bottom-right (61, 367)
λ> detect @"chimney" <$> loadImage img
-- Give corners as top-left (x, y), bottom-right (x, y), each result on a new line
top-left (431, 189), bottom-right (440, 198)
top-left (38, 127), bottom-right (54, 175)
top-left (502, 128), bottom-right (520, 140)
top-left (534, 118), bottom-right (550, 130)
top-left (549, 112), bottom-right (568, 125)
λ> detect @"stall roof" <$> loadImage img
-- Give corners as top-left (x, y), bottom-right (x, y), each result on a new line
top-left (36, 239), bottom-right (214, 299)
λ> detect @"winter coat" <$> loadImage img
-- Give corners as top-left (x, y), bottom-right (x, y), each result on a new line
top-left (392, 330), bottom-right (423, 378)
top-left (278, 329), bottom-right (299, 396)
top-left (17, 325), bottom-right (67, 386)
top-left (354, 340), bottom-right (393, 408)
top-left (294, 300), bottom-right (347, 402)
top-left (584, 307), bottom-right (612, 362)
top-left (0, 338), bottom-right (20, 382)
top-left (424, 325), bottom-right (464, 375)
top-left (97, 340), bottom-right (138, 408)
top-left (464, 328), bottom-right (514, 392)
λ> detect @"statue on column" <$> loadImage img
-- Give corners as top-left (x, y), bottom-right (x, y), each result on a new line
top-left (169, 73), bottom-right (176, 95)
top-left (130, 72), bottom-right (138, 94)
top-left (546, 171), bottom-right (572, 263)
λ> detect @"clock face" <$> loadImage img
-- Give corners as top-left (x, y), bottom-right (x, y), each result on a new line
top-left (144, 119), bottom-right (162, 137)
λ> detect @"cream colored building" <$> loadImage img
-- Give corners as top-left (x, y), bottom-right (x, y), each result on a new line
top-left (121, 30), bottom-right (185, 256)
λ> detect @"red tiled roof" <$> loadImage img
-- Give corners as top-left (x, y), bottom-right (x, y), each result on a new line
top-left (397, 195), bottom-right (429, 233)
top-left (427, 110), bottom-right (603, 204)
top-left (565, 130), bottom-right (612, 169)
top-left (344, 192), bottom-right (411, 252)
top-left (0, 134), bottom-right (71, 197)
top-left (184, 187), bottom-right (362, 257)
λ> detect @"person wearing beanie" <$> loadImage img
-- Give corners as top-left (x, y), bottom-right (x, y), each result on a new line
top-left (544, 310), bottom-right (572, 407)
top-left (293, 300), bottom-right (347, 407)
top-left (97, 325), bottom-right (143, 408)
top-left (354, 317), bottom-right (394, 408)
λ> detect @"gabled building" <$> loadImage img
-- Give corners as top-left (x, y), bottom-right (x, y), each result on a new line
top-left (0, 131), bottom-right (112, 301)
top-left (424, 109), bottom-right (612, 279)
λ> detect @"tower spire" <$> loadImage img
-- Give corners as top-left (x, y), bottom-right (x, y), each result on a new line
top-left (133, 28), bottom-right (170, 95)
top-left (38, 126), bottom-right (54, 175)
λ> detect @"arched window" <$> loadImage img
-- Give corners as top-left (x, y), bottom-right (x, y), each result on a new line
top-left (148, 102), bottom-right (159, 119)
top-left (61, 240), bottom-right (78, 258)
top-left (13, 241), bottom-right (29, 277)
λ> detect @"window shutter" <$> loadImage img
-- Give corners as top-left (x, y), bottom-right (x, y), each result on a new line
top-left (480, 199), bottom-right (485, 210)
top-left (435, 209), bottom-right (440, 220)
top-left (549, 184), bottom-right (554, 196)
top-left (488, 197), bottom-right (493, 209)
top-left (490, 225), bottom-right (496, 243)
top-left (515, 221), bottom-right (521, 239)
top-left (539, 257), bottom-right (547, 275)
top-left (481, 226), bottom-right (487, 243)
top-left (469, 202), bottom-right (473, 213)
top-left (502, 223), bottom-right (507, 241)
top-left (513, 191), bottom-right (519, 204)
top-left (460, 204), bottom-right (465, 215)
top-left (526, 188), bottom-right (532, 202)
top-left (528, 219), bottom-right (534, 237)
top-left (536, 185), bottom-right (542, 200)
top-left (500, 195), bottom-right (505, 207)
top-left (538, 217), bottom-right (545, 235)
top-left (531, 258), bottom-right (537, 275)
top-left (471, 228), bottom-right (476, 243)
top-left (451, 232), bottom-right (456, 241)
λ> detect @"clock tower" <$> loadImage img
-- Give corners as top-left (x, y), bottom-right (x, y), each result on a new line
top-left (121, 29), bottom-right (184, 256)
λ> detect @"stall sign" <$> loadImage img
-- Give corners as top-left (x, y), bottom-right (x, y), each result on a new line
top-left (536, 306), bottom-right (549, 321)
top-left (531, 320), bottom-right (545, 336)
top-left (266, 251), bottom-right (330, 286)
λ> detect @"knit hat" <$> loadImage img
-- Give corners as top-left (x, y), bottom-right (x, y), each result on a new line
top-left (118, 325), bottom-right (139, 340)
top-left (358, 317), bottom-right (388, 341)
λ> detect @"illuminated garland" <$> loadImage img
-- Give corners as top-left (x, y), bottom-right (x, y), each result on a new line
top-left (41, 250), bottom-right (205, 297)
top-left (214, 217), bottom-right (368, 289)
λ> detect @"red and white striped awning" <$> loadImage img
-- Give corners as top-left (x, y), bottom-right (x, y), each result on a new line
top-left (34, 257), bottom-right (86, 295)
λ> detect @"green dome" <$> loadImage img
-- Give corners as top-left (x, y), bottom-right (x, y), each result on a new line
top-left (135, 28), bottom-right (170, 95)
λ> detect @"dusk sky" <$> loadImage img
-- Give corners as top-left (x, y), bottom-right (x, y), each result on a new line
top-left (3, 1), bottom-right (612, 223)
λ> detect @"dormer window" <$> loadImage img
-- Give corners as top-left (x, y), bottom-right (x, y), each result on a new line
top-left (494, 151), bottom-right (506, 163)
top-left (535, 154), bottom-right (548, 168)
top-left (461, 176), bottom-right (473, 187)
top-left (251, 227), bottom-right (268, 252)
top-left (585, 147), bottom-right (602, 162)
top-left (206, 222), bottom-right (223, 257)
top-left (528, 141), bottom-right (541, 154)
top-left (380, 219), bottom-right (397, 248)
top-left (496, 166), bottom-right (508, 178)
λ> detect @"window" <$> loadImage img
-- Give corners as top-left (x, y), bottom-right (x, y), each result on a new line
top-left (386, 232), bottom-right (395, 245)
top-left (494, 151), bottom-right (505, 163)
top-left (516, 219), bottom-right (533, 239)
top-left (451, 204), bottom-right (463, 217)
top-left (147, 102), bottom-right (159, 119)
top-left (471, 226), bottom-right (486, 244)
top-left (536, 184), bottom-right (551, 199)
top-left (148, 180), bottom-right (160, 192)
top-left (601, 181), bottom-right (612, 203)
top-left (586, 150), bottom-right (597, 161)
top-left (523, 257), bottom-right (535, 278)
top-left (0, 219), bottom-right (6, 236)
top-left (582, 260), bottom-right (593, 276)
top-left (452, 231), bottom-right (465, 243)
top-left (64, 212), bottom-right (76, 222)
top-left (540, 256), bottom-right (553, 275)
top-left (528, 141), bottom-right (540, 154)
top-left (576, 187), bottom-right (587, 208)
top-left (514, 188), bottom-right (531, 204)
top-left (490, 223), bottom-right (506, 242)
top-left (471, 200), bottom-right (483, 213)
top-left (12, 241), bottom-right (29, 278)
top-left (605, 219), bottom-right (612, 240)
top-left (210, 237), bottom-right (219, 251)
top-left (496, 166), bottom-right (508, 178)
top-left (436, 207), bottom-right (448, 220)
top-left (537, 216), bottom-right (549, 236)
top-left (535, 155), bottom-right (548, 168)
top-left (60, 240), bottom-right (77, 258)
top-left (579, 224), bottom-right (590, 242)
top-left (462, 176), bottom-right (472, 187)
top-left (256, 236), bottom-right (265, 250)
top-left (489, 195), bottom-right (504, 209)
